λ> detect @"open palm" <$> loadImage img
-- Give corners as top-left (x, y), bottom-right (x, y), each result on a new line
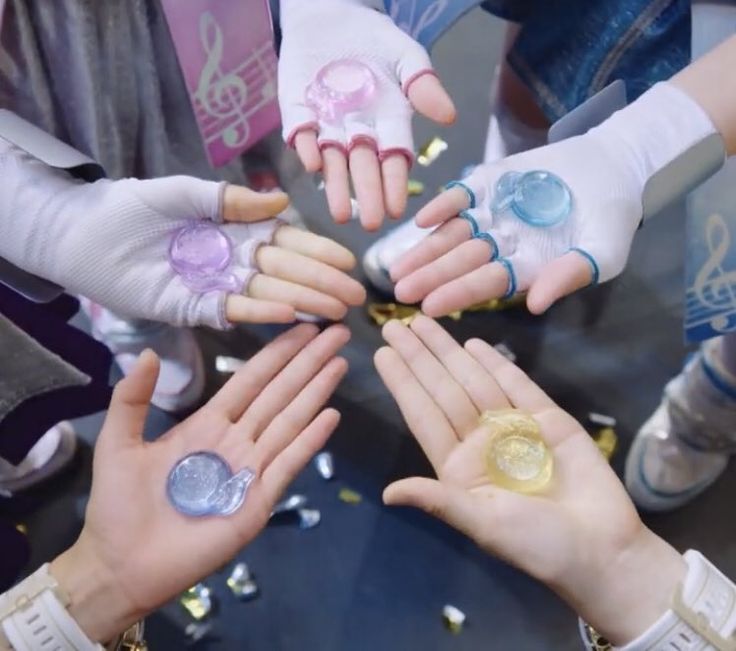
top-left (374, 316), bottom-right (642, 593)
top-left (77, 324), bottom-right (349, 628)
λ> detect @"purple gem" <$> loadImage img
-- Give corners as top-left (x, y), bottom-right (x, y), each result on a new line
top-left (169, 222), bottom-right (240, 293)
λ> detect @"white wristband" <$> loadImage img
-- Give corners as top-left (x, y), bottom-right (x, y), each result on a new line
top-left (616, 550), bottom-right (736, 651)
top-left (0, 564), bottom-right (103, 651)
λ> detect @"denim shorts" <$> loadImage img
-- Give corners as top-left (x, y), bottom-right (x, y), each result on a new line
top-left (481, 0), bottom-right (692, 120)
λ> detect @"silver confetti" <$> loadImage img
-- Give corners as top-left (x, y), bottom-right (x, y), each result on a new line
top-left (298, 508), bottom-right (321, 529)
top-left (588, 412), bottom-right (617, 428)
top-left (271, 493), bottom-right (308, 516)
top-left (442, 604), bottom-right (466, 633)
top-left (350, 197), bottom-right (361, 221)
top-left (227, 562), bottom-right (259, 601)
top-left (314, 451), bottom-right (334, 480)
top-left (185, 622), bottom-right (213, 644)
top-left (215, 356), bottom-right (245, 374)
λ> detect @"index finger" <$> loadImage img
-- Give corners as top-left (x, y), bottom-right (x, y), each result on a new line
top-left (415, 186), bottom-right (472, 228)
top-left (391, 217), bottom-right (471, 284)
top-left (374, 345), bottom-right (457, 470)
top-left (463, 338), bottom-right (556, 414)
top-left (208, 323), bottom-right (319, 422)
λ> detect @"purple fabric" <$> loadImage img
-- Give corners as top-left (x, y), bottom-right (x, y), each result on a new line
top-left (0, 522), bottom-right (29, 592)
top-left (0, 286), bottom-right (112, 464)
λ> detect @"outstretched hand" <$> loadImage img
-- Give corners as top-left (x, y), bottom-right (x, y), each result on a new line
top-left (51, 324), bottom-right (350, 643)
top-left (375, 316), bottom-right (684, 645)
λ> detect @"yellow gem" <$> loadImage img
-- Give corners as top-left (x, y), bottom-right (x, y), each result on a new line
top-left (479, 409), bottom-right (553, 493)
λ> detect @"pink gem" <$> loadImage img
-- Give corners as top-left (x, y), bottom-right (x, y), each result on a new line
top-left (305, 59), bottom-right (378, 124)
top-left (169, 222), bottom-right (240, 293)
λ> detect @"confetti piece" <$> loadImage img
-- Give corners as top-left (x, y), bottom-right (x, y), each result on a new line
top-left (226, 563), bottom-right (259, 601)
top-left (417, 137), bottom-right (448, 167)
top-left (442, 605), bottom-right (466, 634)
top-left (216, 356), bottom-right (245, 374)
top-left (338, 487), bottom-right (362, 505)
top-left (593, 427), bottom-right (618, 462)
top-left (314, 452), bottom-right (335, 480)
top-left (407, 179), bottom-right (425, 196)
top-left (180, 584), bottom-right (213, 620)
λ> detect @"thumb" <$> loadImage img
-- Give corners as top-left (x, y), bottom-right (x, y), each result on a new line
top-left (383, 477), bottom-right (478, 540)
top-left (406, 73), bottom-right (457, 125)
top-left (223, 185), bottom-right (290, 223)
top-left (97, 349), bottom-right (160, 451)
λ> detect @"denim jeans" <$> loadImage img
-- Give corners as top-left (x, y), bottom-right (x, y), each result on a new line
top-left (482, 0), bottom-right (692, 120)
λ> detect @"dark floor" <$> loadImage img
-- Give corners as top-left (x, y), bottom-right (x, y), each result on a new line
top-left (14, 8), bottom-right (736, 651)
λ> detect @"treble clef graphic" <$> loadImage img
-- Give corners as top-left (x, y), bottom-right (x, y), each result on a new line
top-left (694, 213), bottom-right (736, 331)
top-left (195, 12), bottom-right (250, 148)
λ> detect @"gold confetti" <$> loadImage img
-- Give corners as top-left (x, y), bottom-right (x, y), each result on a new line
top-left (367, 295), bottom-right (524, 327)
top-left (15, 524), bottom-right (27, 535)
top-left (180, 584), bottom-right (213, 620)
top-left (593, 427), bottom-right (618, 462)
top-left (417, 137), bottom-right (448, 167)
top-left (407, 179), bottom-right (425, 196)
top-left (338, 487), bottom-right (362, 505)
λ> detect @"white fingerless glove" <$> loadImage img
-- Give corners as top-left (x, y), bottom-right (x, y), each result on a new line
top-left (0, 141), bottom-right (278, 328)
top-left (452, 82), bottom-right (720, 295)
top-left (278, 0), bottom-right (435, 164)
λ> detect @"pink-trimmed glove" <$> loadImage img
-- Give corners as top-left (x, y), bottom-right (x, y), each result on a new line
top-left (278, 0), bottom-right (456, 230)
top-left (0, 141), bottom-right (366, 328)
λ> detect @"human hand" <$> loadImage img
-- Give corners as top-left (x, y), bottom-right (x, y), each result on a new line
top-left (392, 82), bottom-right (720, 315)
top-left (278, 0), bottom-right (456, 230)
top-left (375, 316), bottom-right (685, 644)
top-left (390, 135), bottom-right (643, 316)
top-left (0, 148), bottom-right (366, 327)
top-left (50, 323), bottom-right (349, 642)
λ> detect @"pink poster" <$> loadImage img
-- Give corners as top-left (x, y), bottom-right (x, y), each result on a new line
top-left (160, 0), bottom-right (281, 167)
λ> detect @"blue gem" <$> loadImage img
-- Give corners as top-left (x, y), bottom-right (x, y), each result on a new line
top-left (167, 451), bottom-right (255, 517)
top-left (493, 170), bottom-right (572, 227)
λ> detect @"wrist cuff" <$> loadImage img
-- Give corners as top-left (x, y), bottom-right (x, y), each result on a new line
top-left (616, 550), bottom-right (736, 651)
top-left (0, 564), bottom-right (104, 651)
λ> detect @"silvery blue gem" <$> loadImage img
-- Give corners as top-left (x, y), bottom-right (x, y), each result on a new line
top-left (167, 451), bottom-right (255, 517)
top-left (492, 170), bottom-right (572, 227)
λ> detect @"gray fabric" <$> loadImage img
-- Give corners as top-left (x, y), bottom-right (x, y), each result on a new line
top-left (0, 0), bottom-right (250, 183)
top-left (0, 314), bottom-right (89, 423)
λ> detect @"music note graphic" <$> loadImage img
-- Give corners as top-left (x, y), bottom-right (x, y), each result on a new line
top-left (685, 213), bottom-right (736, 339)
top-left (159, 0), bottom-right (280, 166)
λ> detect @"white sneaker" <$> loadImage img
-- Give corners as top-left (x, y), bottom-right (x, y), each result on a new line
top-left (625, 340), bottom-right (735, 512)
top-left (362, 67), bottom-right (547, 296)
top-left (80, 299), bottom-right (205, 413)
top-left (0, 422), bottom-right (77, 496)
